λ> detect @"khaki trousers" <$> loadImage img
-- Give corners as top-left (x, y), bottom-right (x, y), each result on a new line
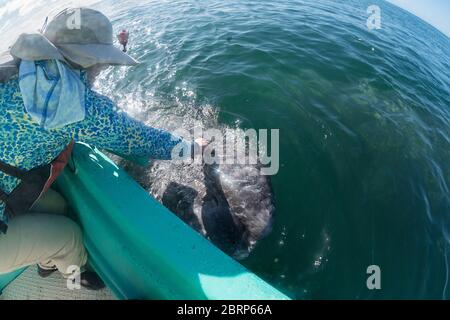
top-left (0, 189), bottom-right (87, 276)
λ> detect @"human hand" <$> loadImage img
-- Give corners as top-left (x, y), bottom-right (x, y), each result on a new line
top-left (194, 137), bottom-right (210, 148)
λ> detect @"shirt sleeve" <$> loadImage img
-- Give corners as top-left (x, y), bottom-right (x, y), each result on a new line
top-left (64, 89), bottom-right (191, 160)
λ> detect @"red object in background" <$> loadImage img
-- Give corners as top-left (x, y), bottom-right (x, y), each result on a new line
top-left (117, 29), bottom-right (129, 45)
top-left (117, 29), bottom-right (129, 52)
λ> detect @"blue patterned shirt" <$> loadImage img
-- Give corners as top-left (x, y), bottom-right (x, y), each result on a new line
top-left (0, 73), bottom-right (185, 226)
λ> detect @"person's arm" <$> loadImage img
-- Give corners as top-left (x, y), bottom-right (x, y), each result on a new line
top-left (64, 90), bottom-right (190, 160)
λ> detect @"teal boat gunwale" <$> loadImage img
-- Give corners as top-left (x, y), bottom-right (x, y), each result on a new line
top-left (0, 268), bottom-right (26, 295)
top-left (0, 142), bottom-right (289, 299)
top-left (55, 142), bottom-right (290, 300)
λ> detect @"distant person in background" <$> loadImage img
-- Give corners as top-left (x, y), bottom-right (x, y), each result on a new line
top-left (117, 29), bottom-right (129, 52)
top-left (0, 7), bottom-right (206, 290)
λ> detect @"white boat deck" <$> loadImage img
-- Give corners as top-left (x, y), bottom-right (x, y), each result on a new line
top-left (0, 266), bottom-right (115, 300)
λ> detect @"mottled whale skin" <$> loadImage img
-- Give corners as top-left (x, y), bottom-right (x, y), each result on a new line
top-left (111, 136), bottom-right (275, 260)
top-left (99, 95), bottom-right (276, 259)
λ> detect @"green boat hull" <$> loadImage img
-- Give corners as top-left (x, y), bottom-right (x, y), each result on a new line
top-left (1, 143), bottom-right (289, 300)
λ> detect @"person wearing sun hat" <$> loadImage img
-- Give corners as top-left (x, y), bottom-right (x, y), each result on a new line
top-left (0, 7), bottom-right (207, 291)
top-left (12, 8), bottom-right (139, 68)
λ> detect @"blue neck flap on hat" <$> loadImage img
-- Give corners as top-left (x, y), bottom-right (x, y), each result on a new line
top-left (18, 59), bottom-right (86, 130)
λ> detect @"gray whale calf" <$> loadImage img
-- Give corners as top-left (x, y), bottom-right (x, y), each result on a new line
top-left (110, 126), bottom-right (275, 260)
top-left (104, 101), bottom-right (275, 259)
top-left (113, 126), bottom-right (275, 259)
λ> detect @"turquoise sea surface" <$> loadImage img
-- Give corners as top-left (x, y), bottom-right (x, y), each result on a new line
top-left (1, 0), bottom-right (449, 299)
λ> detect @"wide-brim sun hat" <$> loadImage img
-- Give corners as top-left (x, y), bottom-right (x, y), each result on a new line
top-left (11, 7), bottom-right (139, 69)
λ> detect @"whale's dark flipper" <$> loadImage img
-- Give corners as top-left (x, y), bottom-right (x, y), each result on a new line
top-left (107, 136), bottom-right (275, 260)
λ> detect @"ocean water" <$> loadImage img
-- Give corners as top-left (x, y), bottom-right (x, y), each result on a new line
top-left (1, 0), bottom-right (450, 299)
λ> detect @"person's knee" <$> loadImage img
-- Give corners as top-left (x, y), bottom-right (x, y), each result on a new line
top-left (39, 215), bottom-right (85, 261)
top-left (0, 215), bottom-right (86, 275)
top-left (50, 216), bottom-right (87, 273)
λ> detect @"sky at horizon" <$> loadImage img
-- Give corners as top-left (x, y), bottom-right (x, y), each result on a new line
top-left (0, 1), bottom-right (449, 38)
top-left (387, 0), bottom-right (450, 38)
